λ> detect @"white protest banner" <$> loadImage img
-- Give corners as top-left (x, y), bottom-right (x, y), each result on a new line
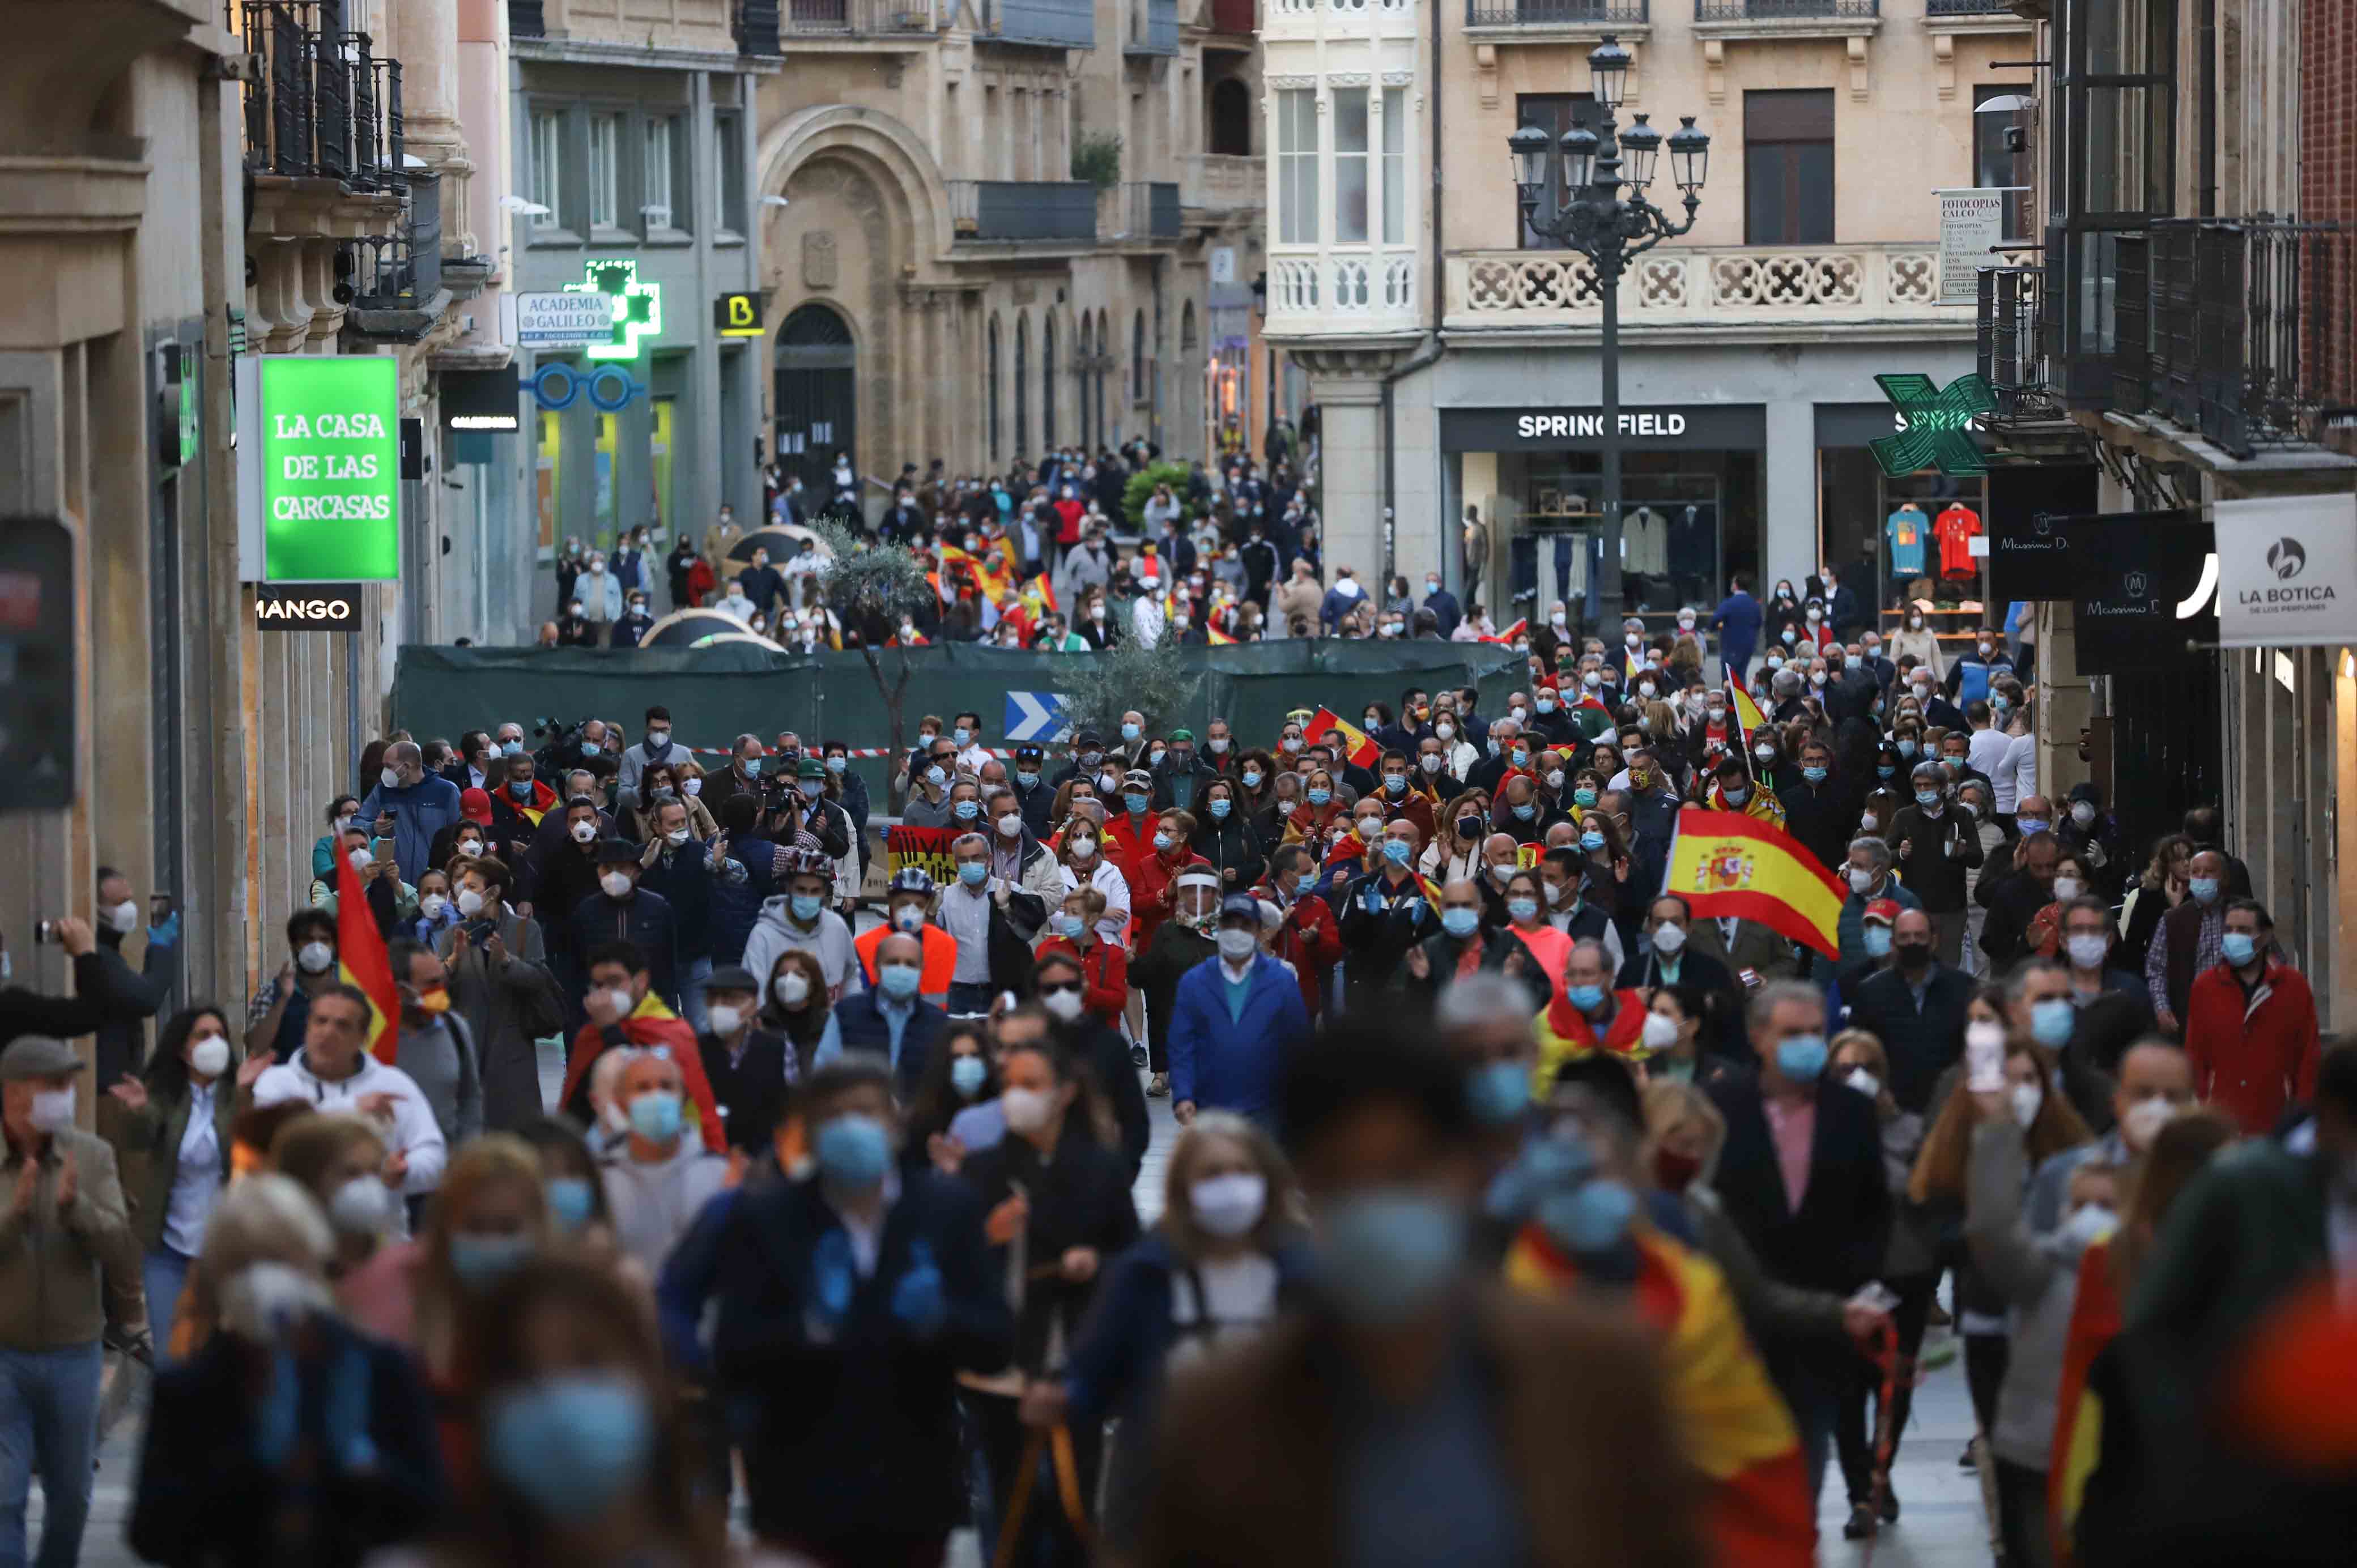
top-left (2214, 492), bottom-right (2357, 647)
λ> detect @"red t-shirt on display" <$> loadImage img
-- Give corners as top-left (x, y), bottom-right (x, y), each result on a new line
top-left (1934, 504), bottom-right (1982, 579)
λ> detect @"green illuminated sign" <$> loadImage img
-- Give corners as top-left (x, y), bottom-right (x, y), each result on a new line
top-left (261, 356), bottom-right (400, 581)
top-left (1870, 372), bottom-right (1996, 477)
top-left (566, 258), bottom-right (662, 360)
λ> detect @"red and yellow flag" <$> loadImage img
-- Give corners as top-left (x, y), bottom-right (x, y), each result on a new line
top-left (1724, 676), bottom-right (1767, 740)
top-left (1021, 572), bottom-right (1059, 617)
top-left (1205, 625), bottom-right (1236, 646)
top-left (1303, 706), bottom-right (1380, 769)
top-left (1484, 617), bottom-right (1528, 645)
top-left (332, 852), bottom-right (404, 1063)
top-left (1662, 807), bottom-right (1844, 957)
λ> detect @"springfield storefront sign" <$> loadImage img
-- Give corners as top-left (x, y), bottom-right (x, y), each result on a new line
top-left (1440, 406), bottom-right (1765, 452)
top-left (2214, 492), bottom-right (2357, 647)
top-left (261, 357), bottom-right (399, 581)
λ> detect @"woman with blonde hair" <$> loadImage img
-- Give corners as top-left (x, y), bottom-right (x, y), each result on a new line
top-left (1420, 790), bottom-right (1492, 881)
top-left (1020, 1111), bottom-right (1308, 1556)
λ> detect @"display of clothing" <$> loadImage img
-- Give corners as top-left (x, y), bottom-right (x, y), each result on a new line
top-left (1886, 505), bottom-right (1929, 576)
top-left (1622, 507), bottom-right (1669, 576)
top-left (1934, 502), bottom-right (1982, 580)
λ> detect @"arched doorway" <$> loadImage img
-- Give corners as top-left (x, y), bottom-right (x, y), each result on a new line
top-left (774, 303), bottom-right (856, 493)
top-left (1209, 78), bottom-right (1252, 157)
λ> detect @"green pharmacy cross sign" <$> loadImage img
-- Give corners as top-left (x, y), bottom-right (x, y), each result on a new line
top-left (565, 258), bottom-right (662, 360)
top-left (1870, 372), bottom-right (1997, 478)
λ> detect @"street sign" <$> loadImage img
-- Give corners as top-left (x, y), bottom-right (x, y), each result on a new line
top-left (1869, 373), bottom-right (1996, 477)
top-left (515, 291), bottom-right (616, 348)
top-left (1003, 691), bottom-right (1069, 743)
top-left (0, 515), bottom-right (74, 811)
top-left (715, 292), bottom-right (764, 337)
top-left (1935, 188), bottom-right (2006, 306)
top-left (261, 356), bottom-right (400, 582)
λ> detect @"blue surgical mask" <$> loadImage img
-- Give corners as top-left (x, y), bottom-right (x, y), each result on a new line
top-left (1441, 906), bottom-right (1480, 940)
top-left (627, 1090), bottom-right (683, 1144)
top-left (954, 799), bottom-right (980, 820)
top-left (1124, 791), bottom-right (1151, 815)
top-left (2031, 998), bottom-right (2077, 1047)
top-left (952, 727), bottom-right (971, 747)
top-left (958, 862), bottom-right (988, 887)
top-left (2220, 931), bottom-right (2257, 965)
top-left (789, 893), bottom-right (823, 922)
top-left (485, 1374), bottom-right (654, 1519)
top-left (1567, 983), bottom-right (1606, 1013)
top-left (1723, 785), bottom-right (1749, 806)
top-left (449, 1230), bottom-right (534, 1290)
top-left (544, 1177), bottom-right (594, 1232)
top-left (2190, 876), bottom-right (2220, 904)
top-left (1510, 748), bottom-right (1529, 768)
top-left (1307, 787), bottom-right (1332, 807)
top-left (1466, 1060), bottom-right (1529, 1123)
top-left (1384, 775), bottom-right (1406, 794)
top-left (1152, 832), bottom-right (1173, 852)
top-left (951, 1055), bottom-right (989, 1098)
top-left (1916, 789), bottom-right (1941, 807)
top-left (878, 962), bottom-right (922, 999)
top-left (1053, 912), bottom-right (1086, 940)
top-left (1878, 764), bottom-right (1896, 779)
top-left (1314, 1189), bottom-right (1466, 1326)
top-left (1015, 769), bottom-right (1038, 787)
top-left (1506, 897), bottom-right (1539, 923)
top-left (1382, 838), bottom-right (1411, 866)
top-left (1573, 787), bottom-right (1597, 808)
top-left (501, 739), bottom-right (523, 756)
top-left (1775, 1034), bottom-right (1829, 1083)
top-left (1579, 829), bottom-right (1605, 852)
top-left (1802, 765), bottom-right (1828, 784)
top-left (1863, 924), bottom-right (1893, 959)
top-left (1513, 802), bottom-right (1537, 821)
top-left (1897, 739), bottom-right (1918, 759)
top-left (2016, 819), bottom-right (2049, 836)
top-left (1243, 769), bottom-right (1263, 789)
top-left (814, 1113), bottom-right (891, 1186)
top-left (1538, 1178), bottom-right (1637, 1255)
top-left (1121, 722), bottom-right (1141, 742)
top-left (827, 755), bottom-right (849, 773)
top-left (1209, 798), bottom-right (1232, 820)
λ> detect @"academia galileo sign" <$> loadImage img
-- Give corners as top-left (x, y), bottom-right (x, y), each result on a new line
top-left (262, 357), bottom-right (399, 582)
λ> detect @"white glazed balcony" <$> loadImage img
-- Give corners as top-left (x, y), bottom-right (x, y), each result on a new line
top-left (1442, 241), bottom-right (1960, 339)
top-left (1262, 0), bottom-right (1419, 42)
top-left (1265, 245), bottom-right (1419, 335)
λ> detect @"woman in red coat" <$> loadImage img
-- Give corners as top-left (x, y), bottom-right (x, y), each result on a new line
top-left (1257, 842), bottom-right (1343, 1021)
top-left (1032, 884), bottom-right (1129, 1030)
top-left (1128, 807), bottom-right (1212, 951)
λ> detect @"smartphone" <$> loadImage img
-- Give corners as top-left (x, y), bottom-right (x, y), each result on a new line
top-left (148, 893), bottom-right (176, 920)
top-left (1965, 1023), bottom-right (2007, 1093)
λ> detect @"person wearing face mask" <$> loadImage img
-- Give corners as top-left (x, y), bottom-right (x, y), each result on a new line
top-left (84, 864), bottom-right (180, 1110)
top-left (1168, 895), bottom-right (1312, 1129)
top-left (704, 963), bottom-right (798, 1148)
top-left (1887, 761), bottom-right (1982, 966)
top-left (1976, 829), bottom-right (2064, 973)
top-left (710, 1054), bottom-right (1011, 1561)
top-left (1846, 907), bottom-right (1974, 1114)
top-left (1033, 888), bottom-right (1129, 1030)
top-left (2146, 845), bottom-right (2233, 1034)
top-left (253, 982), bottom-right (451, 1212)
top-left (1941, 623), bottom-right (2014, 710)
top-left (2181, 897), bottom-right (2317, 1136)
top-left (830, 928), bottom-right (952, 1101)
top-left (742, 855), bottom-right (861, 1021)
top-left (436, 857), bottom-right (559, 1133)
top-left (104, 1006), bottom-right (255, 1360)
top-left (1249, 844), bottom-right (1343, 1027)
top-left (612, 702), bottom-right (683, 814)
top-left (1401, 879), bottom-right (1551, 1011)
top-left (246, 909), bottom-right (349, 1065)
top-left (568, 840), bottom-right (681, 1015)
top-left (383, 941), bottom-right (483, 1194)
top-left (596, 1049), bottom-right (731, 1279)
top-left (2052, 782), bottom-right (2123, 899)
top-left (126, 1173), bottom-right (444, 1568)
top-left (1614, 895), bottom-right (1740, 1054)
top-left (2043, 897), bottom-right (2156, 1105)
top-left (1703, 982), bottom-right (1894, 1502)
top-left (1337, 823), bottom-right (1439, 1008)
top-left (555, 941), bottom-right (727, 1154)
top-left (632, 798), bottom-right (748, 1036)
top-left (1529, 938), bottom-right (1649, 1083)
top-left (1143, 1023), bottom-right (1696, 1568)
top-left (1029, 953), bottom-right (1151, 1175)
top-left (356, 739), bottom-right (465, 886)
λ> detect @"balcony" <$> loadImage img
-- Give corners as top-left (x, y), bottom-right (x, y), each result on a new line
top-left (237, 3), bottom-right (408, 193)
top-left (1924, 0), bottom-right (2011, 12)
top-left (735, 0), bottom-right (784, 53)
top-left (1113, 181), bottom-right (1183, 239)
top-left (1465, 0), bottom-right (1648, 36)
top-left (1206, 0), bottom-right (1256, 33)
top-left (1264, 246), bottom-right (1420, 335)
top-left (950, 180), bottom-right (1097, 242)
top-left (1182, 153), bottom-right (1262, 214)
top-left (978, 0), bottom-right (1096, 46)
top-left (1695, 0), bottom-right (1875, 16)
top-left (784, 0), bottom-right (937, 33)
top-left (1263, 0), bottom-right (1417, 41)
top-left (1443, 242), bottom-right (1949, 338)
top-left (2109, 219), bottom-right (2354, 460)
top-left (1973, 264), bottom-right (2066, 429)
top-left (347, 172), bottom-right (448, 340)
top-left (1126, 0), bottom-right (1180, 51)
top-left (1693, 0), bottom-right (1879, 40)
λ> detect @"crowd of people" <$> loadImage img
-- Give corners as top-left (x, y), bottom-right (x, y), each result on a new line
top-left (0, 546), bottom-right (2344, 1568)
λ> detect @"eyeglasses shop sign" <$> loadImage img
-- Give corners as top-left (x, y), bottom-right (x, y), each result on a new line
top-left (262, 357), bottom-right (399, 582)
top-left (2214, 492), bottom-right (2357, 647)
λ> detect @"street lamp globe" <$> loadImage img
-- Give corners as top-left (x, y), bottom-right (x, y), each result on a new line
top-left (1618, 113), bottom-right (1662, 189)
top-left (1509, 121), bottom-right (1552, 206)
top-left (1560, 122), bottom-right (1600, 193)
top-left (1668, 115), bottom-right (1711, 195)
top-left (1587, 35), bottom-right (1633, 111)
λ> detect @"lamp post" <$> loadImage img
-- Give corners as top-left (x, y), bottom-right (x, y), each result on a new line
top-left (1509, 36), bottom-right (1709, 625)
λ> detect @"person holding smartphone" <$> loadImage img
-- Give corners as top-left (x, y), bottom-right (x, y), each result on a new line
top-left (439, 857), bottom-right (556, 1133)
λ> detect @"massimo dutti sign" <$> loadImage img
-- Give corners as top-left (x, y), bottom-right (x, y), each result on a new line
top-left (1440, 406), bottom-right (1766, 452)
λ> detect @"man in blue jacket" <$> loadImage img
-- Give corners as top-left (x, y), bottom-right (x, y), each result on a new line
top-left (712, 1054), bottom-right (1010, 1563)
top-left (358, 740), bottom-right (463, 884)
top-left (1169, 894), bottom-right (1312, 1128)
top-left (1707, 571), bottom-right (1763, 683)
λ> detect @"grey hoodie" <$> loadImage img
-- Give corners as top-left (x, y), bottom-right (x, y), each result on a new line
top-left (600, 1137), bottom-right (730, 1276)
top-left (1965, 1117), bottom-right (2110, 1469)
top-left (740, 897), bottom-right (862, 1002)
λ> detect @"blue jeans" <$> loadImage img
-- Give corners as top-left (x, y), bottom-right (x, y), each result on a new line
top-left (677, 955), bottom-right (714, 1034)
top-left (0, 1340), bottom-right (103, 1568)
top-left (142, 1245), bottom-right (194, 1365)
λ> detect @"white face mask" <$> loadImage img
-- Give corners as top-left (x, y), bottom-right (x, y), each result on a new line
top-left (106, 900), bottom-right (141, 936)
top-left (2120, 1094), bottom-right (2177, 1151)
top-left (1041, 986), bottom-right (1084, 1023)
top-left (1216, 927), bottom-right (1258, 961)
top-left (1189, 1171), bottom-right (1267, 1237)
top-left (1640, 1011), bottom-right (1680, 1051)
top-left (28, 1088), bottom-right (74, 1134)
top-left (2052, 876), bottom-right (2082, 902)
top-left (775, 971), bottom-right (811, 1007)
top-left (707, 1004), bottom-right (745, 1037)
top-left (2066, 932), bottom-right (2109, 971)
top-left (328, 1175), bottom-right (396, 1236)
top-left (600, 871), bottom-right (633, 898)
top-left (572, 820), bottom-right (598, 843)
top-left (455, 888), bottom-right (486, 917)
top-left (1848, 867), bottom-right (1876, 894)
top-left (419, 893), bottom-right (449, 921)
top-left (1845, 1067), bottom-right (1879, 1097)
top-left (665, 828), bottom-right (692, 847)
top-left (997, 813), bottom-right (1024, 838)
top-left (189, 1034), bottom-right (232, 1079)
top-left (1067, 837), bottom-right (1097, 862)
top-left (2010, 1082), bottom-right (2043, 1128)
top-left (1002, 1085), bottom-right (1057, 1135)
top-left (297, 940), bottom-right (336, 974)
top-left (598, 987), bottom-right (636, 1019)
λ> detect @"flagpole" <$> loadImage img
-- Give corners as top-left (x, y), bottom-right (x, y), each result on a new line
top-left (1660, 806), bottom-right (1681, 898)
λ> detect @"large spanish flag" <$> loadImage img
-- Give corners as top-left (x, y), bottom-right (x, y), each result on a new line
top-left (1663, 807), bottom-right (1844, 958)
top-left (1303, 706), bottom-right (1381, 769)
top-left (332, 852), bottom-right (405, 1063)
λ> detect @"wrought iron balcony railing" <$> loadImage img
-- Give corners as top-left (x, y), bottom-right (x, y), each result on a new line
top-left (1694, 0), bottom-right (1877, 19)
top-left (351, 171), bottom-right (444, 314)
top-left (785, 0), bottom-right (936, 33)
top-left (237, 2), bottom-right (406, 192)
top-left (950, 180), bottom-right (1099, 241)
top-left (735, 0), bottom-right (784, 53)
top-left (1924, 0), bottom-right (2011, 14)
top-left (1974, 264), bottom-right (2060, 421)
top-left (1466, 0), bottom-right (1647, 25)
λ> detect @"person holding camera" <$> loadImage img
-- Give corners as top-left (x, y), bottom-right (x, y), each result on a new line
top-left (0, 918), bottom-right (110, 1056)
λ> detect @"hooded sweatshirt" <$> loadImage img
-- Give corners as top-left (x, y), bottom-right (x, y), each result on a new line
top-left (250, 1050), bottom-right (449, 1196)
top-left (601, 1136), bottom-right (731, 1277)
top-left (741, 897), bottom-right (862, 1002)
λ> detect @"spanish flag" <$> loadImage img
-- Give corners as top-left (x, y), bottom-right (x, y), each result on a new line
top-left (1020, 572), bottom-right (1059, 617)
top-left (1303, 706), bottom-right (1381, 769)
top-left (1206, 625), bottom-right (1236, 645)
top-left (1663, 807), bottom-right (1844, 958)
top-left (1483, 617), bottom-right (1528, 645)
top-left (332, 851), bottom-right (405, 1064)
top-left (1509, 1225), bottom-right (1814, 1567)
top-left (1725, 676), bottom-right (1767, 741)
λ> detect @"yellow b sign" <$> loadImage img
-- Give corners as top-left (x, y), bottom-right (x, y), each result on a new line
top-left (716, 292), bottom-right (764, 337)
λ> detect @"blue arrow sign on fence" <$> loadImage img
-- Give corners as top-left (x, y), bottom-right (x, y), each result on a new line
top-left (1003, 691), bottom-right (1069, 743)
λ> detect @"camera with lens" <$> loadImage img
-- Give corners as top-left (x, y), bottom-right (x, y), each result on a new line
top-left (32, 921), bottom-right (65, 944)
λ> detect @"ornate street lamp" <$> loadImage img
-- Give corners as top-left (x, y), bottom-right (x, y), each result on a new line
top-left (1508, 36), bottom-right (1709, 622)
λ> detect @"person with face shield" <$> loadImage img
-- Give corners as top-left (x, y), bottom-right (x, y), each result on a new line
top-left (127, 1174), bottom-right (444, 1568)
top-left (1139, 1022), bottom-right (1696, 1568)
top-left (1167, 894), bottom-right (1312, 1130)
top-left (713, 1054), bottom-right (1011, 1563)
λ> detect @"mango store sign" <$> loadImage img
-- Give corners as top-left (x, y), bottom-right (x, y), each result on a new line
top-left (262, 356), bottom-right (399, 582)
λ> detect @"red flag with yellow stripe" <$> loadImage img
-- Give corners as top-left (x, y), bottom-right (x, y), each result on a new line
top-left (1303, 706), bottom-right (1380, 769)
top-left (1663, 806), bottom-right (1844, 958)
top-left (1724, 675), bottom-right (1767, 740)
top-left (332, 852), bottom-right (404, 1063)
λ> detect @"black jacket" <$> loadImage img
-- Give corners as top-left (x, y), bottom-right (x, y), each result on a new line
top-left (1979, 870), bottom-right (2056, 970)
top-left (1189, 812), bottom-right (1266, 892)
top-left (1844, 961), bottom-right (1975, 1113)
top-left (700, 1028), bottom-right (791, 1152)
top-left (832, 991), bottom-right (949, 1099)
top-left (1056, 1020), bottom-right (1152, 1177)
top-left (1130, 921), bottom-right (1216, 1065)
top-left (569, 887), bottom-right (679, 1004)
top-left (959, 1117), bottom-right (1141, 1373)
top-left (1885, 803), bottom-right (1982, 913)
top-left (713, 1171), bottom-right (1010, 1546)
top-left (1407, 928), bottom-right (1551, 1010)
top-left (1614, 944), bottom-right (1742, 1059)
top-left (92, 928), bottom-right (178, 1089)
top-left (1780, 775), bottom-right (1865, 877)
top-left (1337, 867), bottom-right (1439, 1005)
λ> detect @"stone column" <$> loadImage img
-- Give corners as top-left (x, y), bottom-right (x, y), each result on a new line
top-left (1762, 397), bottom-right (1816, 591)
top-left (1283, 339), bottom-right (1419, 585)
top-left (395, 0), bottom-right (476, 254)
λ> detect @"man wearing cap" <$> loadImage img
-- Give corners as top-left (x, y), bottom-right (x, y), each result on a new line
top-left (1048, 731), bottom-right (1106, 794)
top-left (1167, 893), bottom-right (1311, 1129)
top-left (1151, 728), bottom-right (1219, 813)
top-left (697, 965), bottom-right (790, 1151)
top-left (853, 869), bottom-right (959, 1005)
top-left (0, 1036), bottom-right (134, 1567)
top-left (429, 786), bottom-right (496, 872)
top-left (1832, 896), bottom-right (1904, 999)
top-left (573, 840), bottom-right (682, 1008)
top-left (1844, 906), bottom-right (1973, 1113)
top-left (1007, 744), bottom-right (1057, 838)
top-left (1104, 766), bottom-right (1160, 881)
top-left (744, 853), bottom-right (861, 1005)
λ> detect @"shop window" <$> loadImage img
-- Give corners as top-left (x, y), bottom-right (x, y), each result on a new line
top-left (1514, 94), bottom-right (1599, 251)
top-left (1334, 88), bottom-right (1369, 244)
top-left (588, 112), bottom-right (622, 230)
top-left (529, 110), bottom-right (563, 230)
top-left (1381, 87), bottom-right (1406, 246)
top-left (1275, 88), bottom-right (1317, 245)
top-left (1743, 90), bottom-right (1835, 247)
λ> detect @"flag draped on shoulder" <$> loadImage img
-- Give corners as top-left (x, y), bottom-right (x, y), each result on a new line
top-left (332, 853), bottom-right (403, 1063)
top-left (1662, 807), bottom-right (1844, 957)
top-left (1303, 706), bottom-right (1380, 769)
